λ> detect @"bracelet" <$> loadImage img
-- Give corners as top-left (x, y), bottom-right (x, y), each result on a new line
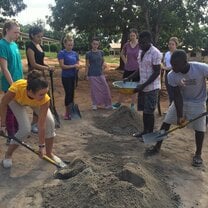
top-left (38, 144), bottom-right (45, 148)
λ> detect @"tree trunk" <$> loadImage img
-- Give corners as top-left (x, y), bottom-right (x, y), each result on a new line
top-left (116, 28), bottom-right (129, 71)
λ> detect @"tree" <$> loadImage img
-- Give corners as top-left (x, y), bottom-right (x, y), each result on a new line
top-left (0, 0), bottom-right (26, 19)
top-left (48, 0), bottom-right (208, 66)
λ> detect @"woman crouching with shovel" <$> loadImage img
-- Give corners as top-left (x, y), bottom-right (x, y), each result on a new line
top-left (0, 70), bottom-right (62, 168)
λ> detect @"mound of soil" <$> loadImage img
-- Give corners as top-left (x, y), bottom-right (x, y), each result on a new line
top-left (95, 106), bottom-right (143, 135)
top-left (29, 163), bottom-right (179, 208)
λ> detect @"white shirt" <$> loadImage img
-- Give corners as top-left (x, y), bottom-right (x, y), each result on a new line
top-left (138, 45), bottom-right (162, 92)
top-left (168, 62), bottom-right (208, 103)
top-left (164, 51), bottom-right (172, 69)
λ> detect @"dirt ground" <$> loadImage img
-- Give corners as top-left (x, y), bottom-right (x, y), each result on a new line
top-left (0, 58), bottom-right (208, 208)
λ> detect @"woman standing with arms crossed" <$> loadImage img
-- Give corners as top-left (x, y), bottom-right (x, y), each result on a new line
top-left (163, 37), bottom-right (179, 106)
top-left (0, 70), bottom-right (61, 168)
top-left (85, 37), bottom-right (112, 110)
top-left (26, 26), bottom-right (54, 132)
top-left (58, 35), bottom-right (80, 120)
top-left (112, 28), bottom-right (140, 110)
top-left (0, 20), bottom-right (23, 143)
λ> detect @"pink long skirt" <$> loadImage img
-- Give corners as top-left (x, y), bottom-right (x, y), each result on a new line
top-left (88, 75), bottom-right (112, 107)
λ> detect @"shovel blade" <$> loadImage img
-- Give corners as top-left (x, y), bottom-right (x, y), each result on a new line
top-left (70, 103), bottom-right (82, 119)
top-left (142, 130), bottom-right (167, 144)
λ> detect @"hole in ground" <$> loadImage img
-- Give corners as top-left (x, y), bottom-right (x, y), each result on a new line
top-left (116, 169), bottom-right (145, 188)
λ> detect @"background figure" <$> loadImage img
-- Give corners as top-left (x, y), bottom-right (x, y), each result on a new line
top-left (85, 37), bottom-right (112, 110)
top-left (162, 37), bottom-right (179, 106)
top-left (26, 26), bottom-right (54, 133)
top-left (146, 50), bottom-right (208, 167)
top-left (112, 28), bottom-right (140, 110)
top-left (61, 33), bottom-right (79, 88)
top-left (0, 20), bottom-right (23, 143)
top-left (0, 70), bottom-right (60, 168)
top-left (132, 31), bottom-right (162, 139)
top-left (58, 35), bottom-right (79, 120)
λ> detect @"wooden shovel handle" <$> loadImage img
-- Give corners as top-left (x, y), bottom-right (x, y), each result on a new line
top-left (166, 111), bottom-right (208, 134)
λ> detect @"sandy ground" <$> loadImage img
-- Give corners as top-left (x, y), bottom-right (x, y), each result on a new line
top-left (0, 58), bottom-right (208, 208)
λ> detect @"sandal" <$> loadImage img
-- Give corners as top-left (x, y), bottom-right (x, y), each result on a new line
top-left (145, 145), bottom-right (160, 156)
top-left (192, 155), bottom-right (203, 167)
top-left (133, 131), bottom-right (149, 142)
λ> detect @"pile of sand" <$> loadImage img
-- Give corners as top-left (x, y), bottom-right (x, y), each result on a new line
top-left (27, 163), bottom-right (179, 208)
top-left (95, 106), bottom-right (143, 135)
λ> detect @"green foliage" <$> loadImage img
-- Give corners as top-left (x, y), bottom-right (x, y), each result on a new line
top-left (16, 40), bottom-right (25, 50)
top-left (50, 44), bottom-right (59, 52)
top-left (103, 48), bottom-right (110, 56)
top-left (48, 0), bottom-right (208, 52)
top-left (20, 22), bottom-right (63, 41)
top-left (42, 45), bottom-right (49, 52)
top-left (25, 40), bottom-right (30, 48)
top-left (0, 0), bottom-right (26, 17)
top-left (19, 50), bottom-right (26, 59)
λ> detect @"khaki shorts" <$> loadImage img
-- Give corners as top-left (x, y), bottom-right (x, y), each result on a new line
top-left (9, 100), bottom-right (56, 144)
top-left (164, 102), bottom-right (207, 132)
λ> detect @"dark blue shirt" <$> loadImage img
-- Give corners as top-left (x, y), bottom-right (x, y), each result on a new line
top-left (86, 50), bottom-right (104, 76)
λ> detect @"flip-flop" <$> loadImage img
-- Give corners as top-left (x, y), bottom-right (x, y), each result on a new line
top-left (192, 155), bottom-right (203, 167)
top-left (144, 146), bottom-right (160, 156)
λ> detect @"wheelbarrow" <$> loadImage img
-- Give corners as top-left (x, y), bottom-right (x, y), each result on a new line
top-left (112, 81), bottom-right (140, 95)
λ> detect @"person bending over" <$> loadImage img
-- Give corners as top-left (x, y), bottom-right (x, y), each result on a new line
top-left (146, 49), bottom-right (208, 167)
top-left (0, 70), bottom-right (61, 168)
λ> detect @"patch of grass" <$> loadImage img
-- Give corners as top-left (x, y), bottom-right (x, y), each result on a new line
top-left (20, 50), bottom-right (26, 59)
top-left (20, 49), bottom-right (119, 64)
top-left (20, 49), bottom-right (58, 59)
top-left (79, 55), bottom-right (120, 64)
top-left (104, 55), bottom-right (120, 64)
top-left (45, 51), bottom-right (58, 59)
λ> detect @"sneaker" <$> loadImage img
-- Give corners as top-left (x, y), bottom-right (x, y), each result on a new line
top-left (130, 103), bottom-right (135, 111)
top-left (63, 113), bottom-right (71, 120)
top-left (2, 158), bottom-right (12, 168)
top-left (105, 105), bottom-right (112, 109)
top-left (92, 105), bottom-right (97, 110)
top-left (163, 111), bottom-right (168, 115)
top-left (132, 131), bottom-right (146, 142)
top-left (112, 103), bottom-right (121, 109)
top-left (31, 124), bottom-right (38, 133)
top-left (145, 145), bottom-right (160, 156)
top-left (52, 155), bottom-right (67, 168)
top-left (192, 155), bottom-right (203, 167)
top-left (6, 138), bottom-right (11, 145)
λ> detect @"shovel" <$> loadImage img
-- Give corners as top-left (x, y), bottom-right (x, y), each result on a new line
top-left (0, 133), bottom-right (67, 169)
top-left (143, 111), bottom-right (208, 144)
top-left (69, 102), bottom-right (82, 119)
top-left (49, 70), bottom-right (61, 128)
top-left (69, 71), bottom-right (82, 119)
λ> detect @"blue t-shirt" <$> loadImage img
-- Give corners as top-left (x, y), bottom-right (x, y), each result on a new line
top-left (0, 39), bottom-right (23, 91)
top-left (85, 50), bottom-right (104, 76)
top-left (57, 49), bottom-right (79, 77)
top-left (168, 62), bottom-right (208, 103)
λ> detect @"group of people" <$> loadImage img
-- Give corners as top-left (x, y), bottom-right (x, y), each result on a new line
top-left (0, 19), bottom-right (207, 169)
top-left (58, 35), bottom-right (112, 119)
top-left (0, 20), bottom-right (61, 168)
top-left (121, 30), bottom-right (208, 167)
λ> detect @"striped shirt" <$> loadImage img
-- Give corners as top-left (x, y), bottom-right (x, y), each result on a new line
top-left (138, 45), bottom-right (162, 92)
